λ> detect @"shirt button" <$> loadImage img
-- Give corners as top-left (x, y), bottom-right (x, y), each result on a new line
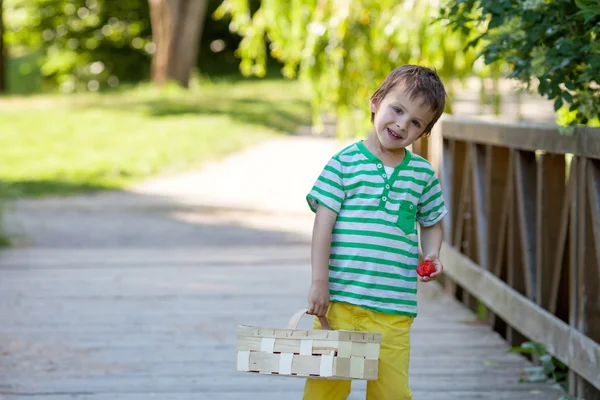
top-left (385, 184), bottom-right (390, 189)
top-left (409, 205), bottom-right (414, 210)
top-left (382, 173), bottom-right (387, 178)
top-left (377, 163), bottom-right (383, 168)
top-left (382, 196), bottom-right (387, 201)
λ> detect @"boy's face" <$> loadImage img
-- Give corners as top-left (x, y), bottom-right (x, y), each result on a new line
top-left (370, 84), bottom-right (435, 151)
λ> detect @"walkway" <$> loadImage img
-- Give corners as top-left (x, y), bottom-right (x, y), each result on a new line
top-left (1, 136), bottom-right (563, 399)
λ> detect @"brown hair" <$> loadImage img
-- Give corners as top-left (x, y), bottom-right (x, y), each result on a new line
top-left (370, 65), bottom-right (447, 136)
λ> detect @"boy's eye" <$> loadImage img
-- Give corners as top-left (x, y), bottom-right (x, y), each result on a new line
top-left (413, 121), bottom-right (421, 128)
top-left (393, 107), bottom-right (402, 114)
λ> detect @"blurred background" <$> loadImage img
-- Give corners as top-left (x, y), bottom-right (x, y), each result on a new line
top-left (0, 0), bottom-right (598, 246)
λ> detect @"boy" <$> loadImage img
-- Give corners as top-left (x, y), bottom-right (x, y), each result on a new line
top-left (304, 65), bottom-right (448, 400)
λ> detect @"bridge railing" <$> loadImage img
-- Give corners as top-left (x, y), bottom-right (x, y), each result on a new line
top-left (415, 116), bottom-right (600, 399)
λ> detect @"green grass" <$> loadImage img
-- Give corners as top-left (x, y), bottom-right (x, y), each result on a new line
top-left (0, 78), bottom-right (311, 198)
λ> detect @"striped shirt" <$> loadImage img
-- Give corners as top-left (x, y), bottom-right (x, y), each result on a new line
top-left (307, 140), bottom-right (447, 316)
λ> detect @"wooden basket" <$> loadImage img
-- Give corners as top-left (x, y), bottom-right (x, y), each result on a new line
top-left (236, 308), bottom-right (382, 380)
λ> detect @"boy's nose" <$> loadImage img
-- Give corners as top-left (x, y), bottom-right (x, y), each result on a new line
top-left (396, 118), bottom-right (408, 130)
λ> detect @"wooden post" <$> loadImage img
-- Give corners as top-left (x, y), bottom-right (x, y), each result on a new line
top-left (536, 154), bottom-right (566, 310)
top-left (574, 159), bottom-right (600, 398)
top-left (506, 149), bottom-right (528, 347)
top-left (568, 157), bottom-right (580, 397)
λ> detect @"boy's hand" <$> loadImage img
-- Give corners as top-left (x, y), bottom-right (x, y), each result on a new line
top-left (307, 280), bottom-right (330, 317)
top-left (419, 257), bottom-right (443, 282)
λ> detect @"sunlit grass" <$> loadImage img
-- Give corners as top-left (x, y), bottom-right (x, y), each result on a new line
top-left (0, 78), bottom-right (312, 198)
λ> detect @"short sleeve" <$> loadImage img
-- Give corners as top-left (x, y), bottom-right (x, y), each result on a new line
top-left (417, 172), bottom-right (447, 226)
top-left (306, 157), bottom-right (345, 214)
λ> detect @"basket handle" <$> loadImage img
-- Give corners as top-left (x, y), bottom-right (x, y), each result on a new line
top-left (287, 308), bottom-right (332, 331)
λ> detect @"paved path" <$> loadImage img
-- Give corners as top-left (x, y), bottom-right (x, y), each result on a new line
top-left (1, 135), bottom-right (563, 399)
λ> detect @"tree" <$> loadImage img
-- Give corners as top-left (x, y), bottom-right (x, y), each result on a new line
top-left (148, 0), bottom-right (209, 87)
top-left (4, 0), bottom-right (154, 91)
top-left (216, 0), bottom-right (479, 136)
top-left (440, 0), bottom-right (600, 128)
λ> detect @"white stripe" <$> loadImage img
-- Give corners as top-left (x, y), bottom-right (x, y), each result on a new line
top-left (321, 168), bottom-right (343, 184)
top-left (279, 353), bottom-right (294, 375)
top-left (387, 191), bottom-right (419, 204)
top-left (331, 233), bottom-right (416, 254)
top-left (331, 246), bottom-right (418, 265)
top-left (319, 350), bottom-right (335, 377)
top-left (330, 282), bottom-right (417, 302)
top-left (329, 259), bottom-right (417, 279)
top-left (313, 180), bottom-right (345, 200)
top-left (237, 351), bottom-right (250, 372)
top-left (333, 220), bottom-right (419, 242)
top-left (344, 173), bottom-right (384, 187)
top-left (261, 337), bottom-right (275, 353)
top-left (300, 339), bottom-right (313, 356)
top-left (329, 270), bottom-right (416, 289)
top-left (350, 356), bottom-right (365, 379)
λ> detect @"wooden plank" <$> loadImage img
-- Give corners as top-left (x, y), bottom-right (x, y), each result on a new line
top-left (514, 150), bottom-right (537, 300)
top-left (441, 243), bottom-right (600, 391)
top-left (470, 143), bottom-right (488, 268)
top-left (441, 139), bottom-right (455, 241)
top-left (487, 146), bottom-right (510, 275)
top-left (535, 154), bottom-right (566, 309)
top-left (441, 117), bottom-right (600, 159)
top-left (0, 247), bottom-right (563, 399)
top-left (568, 157), bottom-right (580, 397)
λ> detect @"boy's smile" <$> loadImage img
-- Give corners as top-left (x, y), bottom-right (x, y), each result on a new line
top-left (369, 85), bottom-right (435, 154)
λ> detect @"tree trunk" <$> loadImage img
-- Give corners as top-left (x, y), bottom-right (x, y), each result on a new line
top-left (0, 0), bottom-right (6, 93)
top-left (149, 0), bottom-right (208, 88)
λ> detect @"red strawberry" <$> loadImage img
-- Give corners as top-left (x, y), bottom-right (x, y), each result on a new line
top-left (416, 260), bottom-right (436, 277)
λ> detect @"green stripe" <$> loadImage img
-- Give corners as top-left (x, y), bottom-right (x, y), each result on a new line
top-left (339, 159), bottom-right (374, 167)
top-left (329, 278), bottom-right (417, 294)
top-left (341, 204), bottom-right (398, 217)
top-left (346, 193), bottom-right (400, 204)
top-left (339, 150), bottom-right (362, 157)
top-left (419, 201), bottom-right (445, 218)
top-left (330, 253), bottom-right (414, 271)
top-left (332, 228), bottom-right (417, 246)
top-left (344, 181), bottom-right (420, 198)
top-left (397, 175), bottom-right (428, 186)
top-left (345, 180), bottom-right (384, 191)
top-left (324, 164), bottom-right (343, 178)
top-left (336, 216), bottom-right (400, 229)
top-left (420, 191), bottom-right (442, 208)
top-left (331, 241), bottom-right (414, 258)
top-left (309, 187), bottom-right (343, 205)
top-left (406, 166), bottom-right (434, 176)
top-left (330, 289), bottom-right (417, 306)
top-left (422, 177), bottom-right (440, 194)
top-left (392, 187), bottom-right (420, 198)
top-left (343, 170), bottom-right (384, 179)
top-left (318, 175), bottom-right (343, 190)
top-left (341, 204), bottom-right (381, 212)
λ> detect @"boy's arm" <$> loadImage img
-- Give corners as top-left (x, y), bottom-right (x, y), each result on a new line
top-left (419, 221), bottom-right (444, 282)
top-left (307, 203), bottom-right (337, 317)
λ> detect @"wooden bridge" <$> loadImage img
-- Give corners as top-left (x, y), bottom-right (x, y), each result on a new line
top-left (1, 118), bottom-right (599, 399)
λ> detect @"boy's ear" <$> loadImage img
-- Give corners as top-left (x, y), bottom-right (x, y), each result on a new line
top-left (369, 100), bottom-right (377, 113)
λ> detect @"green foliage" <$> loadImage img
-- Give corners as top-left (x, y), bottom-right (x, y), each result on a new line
top-left (509, 341), bottom-right (570, 392)
top-left (4, 0), bottom-right (153, 92)
top-left (215, 0), bottom-right (480, 137)
top-left (440, 0), bottom-right (600, 127)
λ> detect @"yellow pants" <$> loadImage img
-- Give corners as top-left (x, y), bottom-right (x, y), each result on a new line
top-left (302, 301), bottom-right (414, 400)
